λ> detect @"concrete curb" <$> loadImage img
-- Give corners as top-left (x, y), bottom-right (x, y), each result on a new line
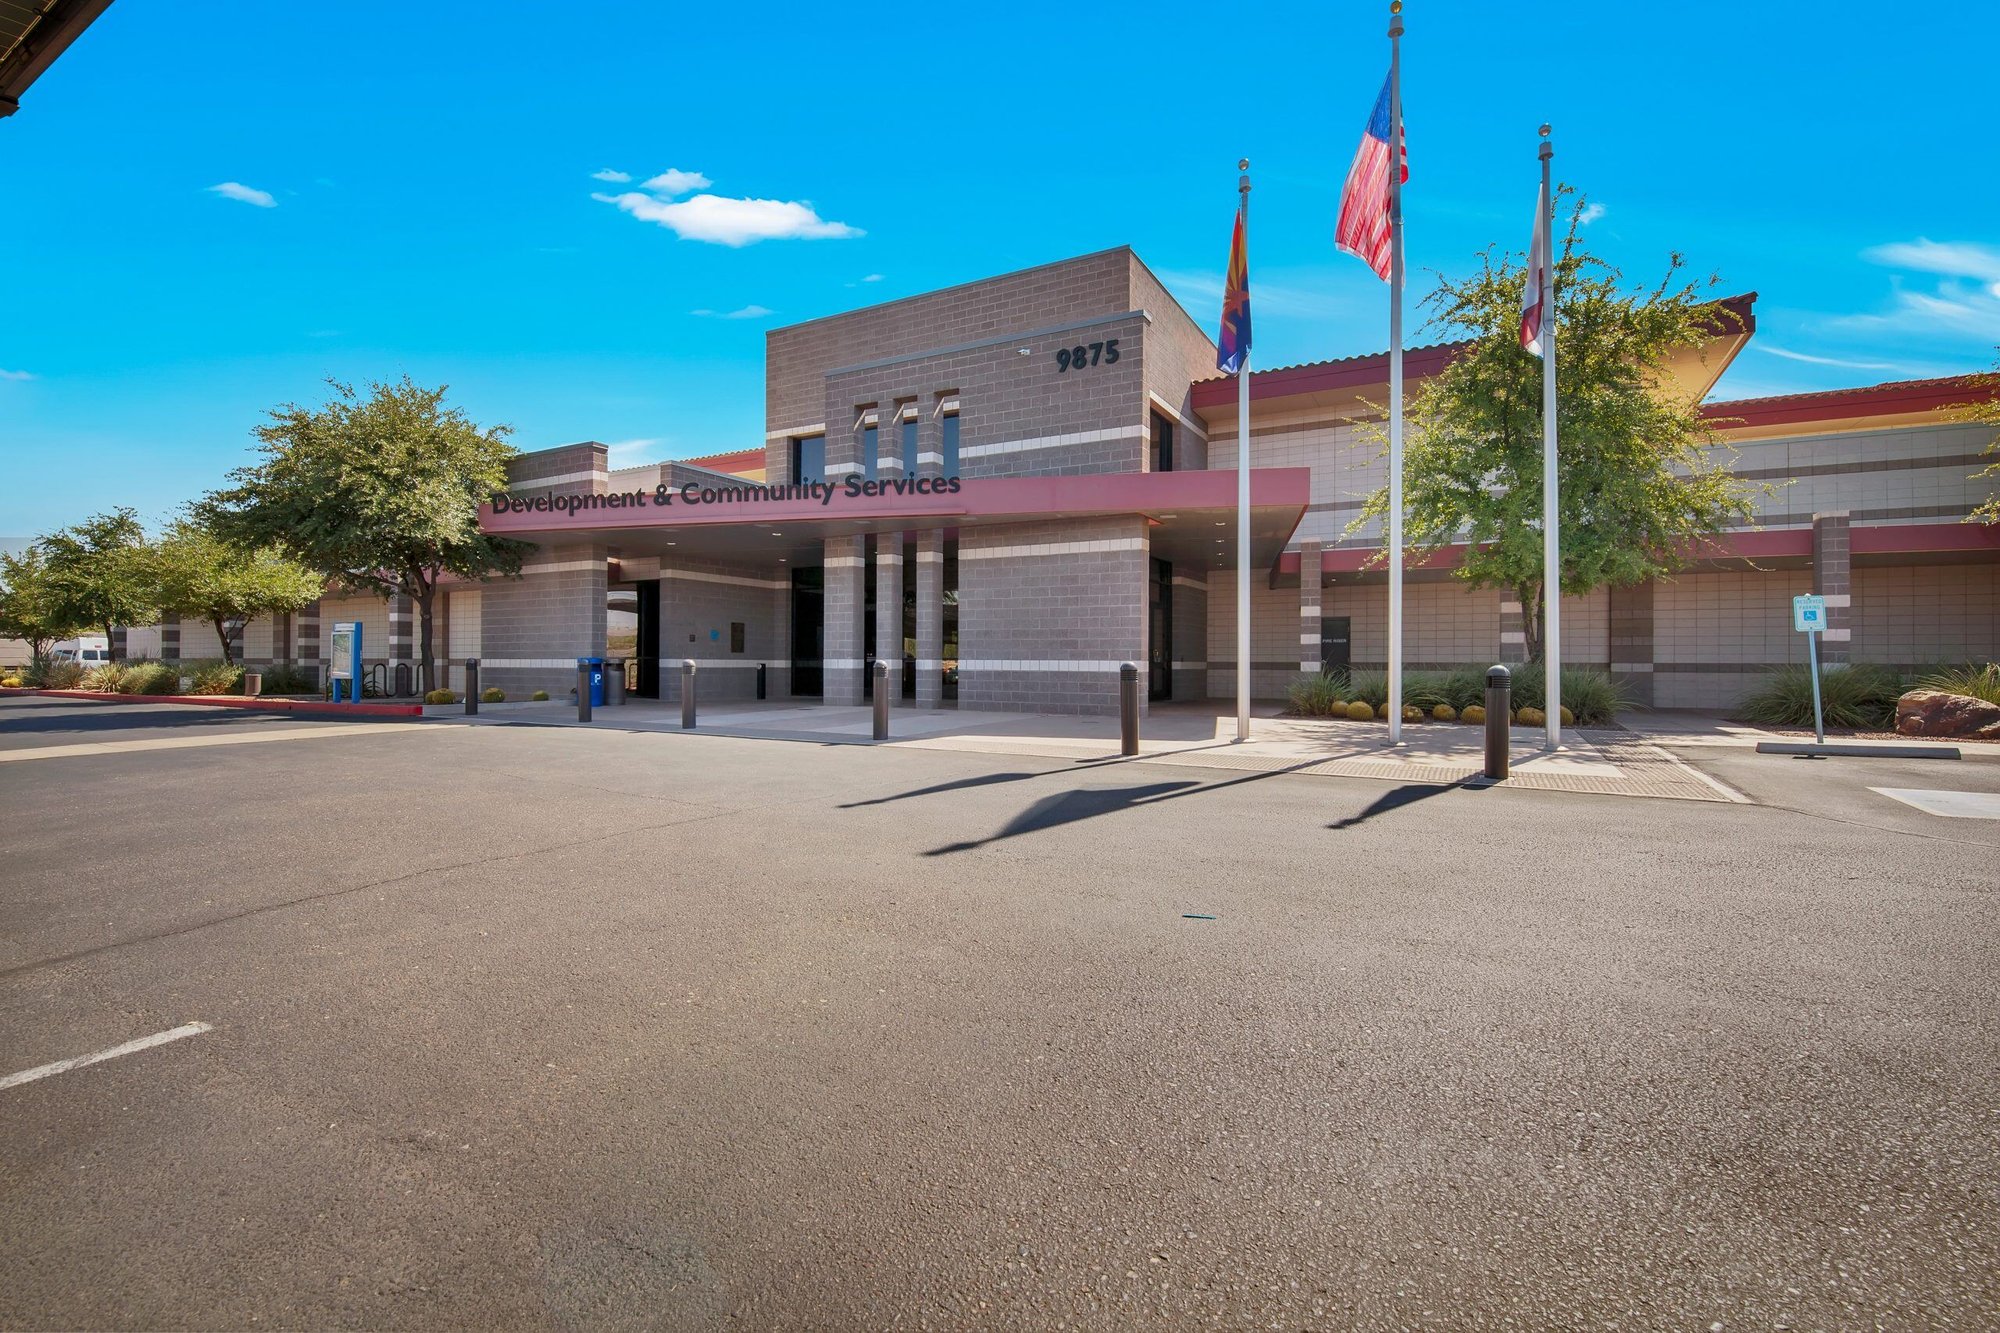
top-left (1, 687), bottom-right (423, 719)
top-left (1755, 740), bottom-right (1962, 760)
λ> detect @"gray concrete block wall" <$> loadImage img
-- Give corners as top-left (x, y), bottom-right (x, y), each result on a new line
top-left (477, 544), bottom-right (607, 699)
top-left (824, 534), bottom-right (866, 705)
top-left (915, 531), bottom-right (945, 709)
top-left (957, 516), bottom-right (1148, 716)
top-left (875, 533), bottom-right (905, 702)
top-left (1129, 251), bottom-right (1217, 471)
top-left (1170, 574), bottom-right (1208, 704)
top-left (656, 557), bottom-right (787, 702)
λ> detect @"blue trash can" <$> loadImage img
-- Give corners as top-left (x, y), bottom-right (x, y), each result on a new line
top-left (577, 657), bottom-right (606, 707)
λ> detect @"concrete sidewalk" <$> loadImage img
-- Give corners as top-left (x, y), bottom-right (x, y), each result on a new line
top-left (428, 699), bottom-right (1743, 802)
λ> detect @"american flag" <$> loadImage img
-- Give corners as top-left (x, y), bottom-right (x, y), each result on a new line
top-left (1335, 73), bottom-right (1408, 282)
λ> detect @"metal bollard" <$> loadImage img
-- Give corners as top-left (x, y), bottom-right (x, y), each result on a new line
top-left (756, 662), bottom-right (767, 700)
top-left (1119, 662), bottom-right (1140, 757)
top-left (577, 663), bottom-right (592, 723)
top-left (681, 659), bottom-right (697, 729)
top-left (873, 660), bottom-right (891, 740)
top-left (1484, 664), bottom-right (1510, 781)
top-left (465, 658), bottom-right (480, 715)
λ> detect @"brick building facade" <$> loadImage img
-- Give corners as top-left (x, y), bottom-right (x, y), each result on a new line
top-left (196, 247), bottom-right (1998, 717)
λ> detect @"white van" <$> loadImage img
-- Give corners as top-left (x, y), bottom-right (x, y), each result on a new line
top-left (50, 636), bottom-right (111, 666)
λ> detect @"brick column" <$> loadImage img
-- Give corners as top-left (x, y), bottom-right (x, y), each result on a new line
top-left (388, 592), bottom-right (415, 694)
top-left (1297, 541), bottom-right (1323, 674)
top-left (824, 534), bottom-right (867, 705)
top-left (915, 531), bottom-right (944, 709)
top-left (296, 599), bottom-right (321, 687)
top-left (1498, 596), bottom-right (1528, 663)
top-left (161, 612), bottom-right (181, 664)
top-left (109, 627), bottom-right (127, 662)
top-left (875, 533), bottom-right (904, 706)
top-left (1608, 582), bottom-right (1655, 707)
top-left (1812, 511), bottom-right (1852, 667)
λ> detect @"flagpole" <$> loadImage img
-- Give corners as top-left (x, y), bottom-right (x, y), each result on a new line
top-left (1386, 0), bottom-right (1406, 744)
top-left (1540, 124), bottom-right (1561, 750)
top-left (1235, 158), bottom-right (1252, 744)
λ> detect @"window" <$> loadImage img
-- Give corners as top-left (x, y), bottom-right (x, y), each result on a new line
top-left (1151, 410), bottom-right (1175, 473)
top-left (791, 434), bottom-right (825, 485)
top-left (730, 621), bottom-right (745, 653)
top-left (901, 417), bottom-right (916, 471)
top-left (940, 413), bottom-right (960, 479)
top-left (862, 424), bottom-right (878, 480)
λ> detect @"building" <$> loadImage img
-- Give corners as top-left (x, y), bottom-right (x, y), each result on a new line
top-left (163, 248), bottom-right (1999, 714)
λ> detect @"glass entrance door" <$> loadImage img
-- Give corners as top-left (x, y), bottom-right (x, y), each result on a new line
top-left (1148, 558), bottom-right (1173, 701)
top-left (790, 567), bottom-right (824, 697)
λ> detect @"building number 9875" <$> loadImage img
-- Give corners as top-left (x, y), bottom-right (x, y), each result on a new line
top-left (1055, 339), bottom-right (1119, 373)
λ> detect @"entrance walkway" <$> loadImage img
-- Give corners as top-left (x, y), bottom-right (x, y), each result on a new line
top-left (431, 698), bottom-right (1741, 803)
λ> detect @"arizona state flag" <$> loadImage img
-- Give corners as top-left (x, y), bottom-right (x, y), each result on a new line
top-left (1216, 206), bottom-right (1251, 374)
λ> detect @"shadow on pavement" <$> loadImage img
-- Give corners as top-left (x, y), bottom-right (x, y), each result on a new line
top-left (839, 772), bottom-right (1043, 808)
top-left (1324, 781), bottom-right (1473, 830)
top-left (0, 704), bottom-right (309, 737)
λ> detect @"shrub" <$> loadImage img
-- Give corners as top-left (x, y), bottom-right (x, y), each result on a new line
top-left (1517, 706), bottom-right (1547, 726)
top-left (424, 688), bottom-right (459, 705)
top-left (1559, 706), bottom-right (1575, 726)
top-left (1375, 702), bottom-right (1393, 720)
top-left (1344, 700), bottom-right (1374, 721)
top-left (1401, 704), bottom-right (1423, 723)
top-left (1737, 663), bottom-right (1902, 729)
top-left (1, 673), bottom-right (23, 688)
top-left (32, 659), bottom-right (86, 689)
top-left (1431, 703), bottom-right (1457, 722)
top-left (1461, 704), bottom-right (1485, 725)
top-left (1346, 670), bottom-right (1388, 709)
top-left (257, 663), bottom-right (321, 695)
top-left (531, 689), bottom-right (549, 701)
top-left (1918, 663), bottom-right (2000, 707)
top-left (1286, 674), bottom-right (1346, 716)
top-left (1500, 664), bottom-right (1628, 726)
top-left (82, 662), bottom-right (129, 692)
top-left (119, 661), bottom-right (180, 695)
top-left (180, 659), bottom-right (244, 696)
top-left (481, 687), bottom-right (506, 703)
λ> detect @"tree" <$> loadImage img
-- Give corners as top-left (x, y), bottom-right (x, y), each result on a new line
top-left (36, 508), bottom-right (156, 658)
top-left (148, 512), bottom-right (324, 667)
top-left (1961, 351), bottom-right (1999, 525)
top-left (1351, 191), bottom-right (1767, 663)
top-left (0, 545), bottom-right (83, 663)
top-left (201, 377), bottom-right (530, 693)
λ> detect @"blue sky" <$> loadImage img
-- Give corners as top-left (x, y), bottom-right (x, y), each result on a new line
top-left (4, 1), bottom-right (1996, 537)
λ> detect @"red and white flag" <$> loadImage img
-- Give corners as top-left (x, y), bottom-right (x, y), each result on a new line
top-left (1335, 73), bottom-right (1408, 282)
top-left (1520, 179), bottom-right (1550, 356)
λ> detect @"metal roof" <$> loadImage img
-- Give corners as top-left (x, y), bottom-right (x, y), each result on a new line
top-left (0, 0), bottom-right (114, 118)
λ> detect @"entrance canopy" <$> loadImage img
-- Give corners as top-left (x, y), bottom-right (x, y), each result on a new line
top-left (482, 468), bottom-right (1311, 575)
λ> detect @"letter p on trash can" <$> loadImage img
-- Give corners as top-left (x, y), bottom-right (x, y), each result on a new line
top-left (577, 657), bottom-right (606, 708)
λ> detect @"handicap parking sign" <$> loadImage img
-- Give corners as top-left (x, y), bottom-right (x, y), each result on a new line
top-left (1792, 594), bottom-right (1826, 633)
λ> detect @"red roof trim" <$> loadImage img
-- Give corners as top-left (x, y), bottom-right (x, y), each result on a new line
top-left (1704, 373), bottom-right (1998, 429)
top-left (682, 447), bottom-right (766, 475)
top-left (1195, 293), bottom-right (1758, 412)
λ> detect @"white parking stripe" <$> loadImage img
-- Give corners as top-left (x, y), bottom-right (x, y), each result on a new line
top-left (1870, 788), bottom-right (2000, 820)
top-left (0, 1022), bottom-right (213, 1091)
top-left (0, 722), bottom-right (413, 764)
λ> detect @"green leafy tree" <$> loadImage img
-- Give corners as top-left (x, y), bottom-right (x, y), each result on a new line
top-left (36, 508), bottom-right (156, 658)
top-left (1351, 191), bottom-right (1767, 662)
top-left (1961, 351), bottom-right (1999, 525)
top-left (0, 545), bottom-right (84, 663)
top-left (148, 512), bottom-right (324, 667)
top-left (201, 377), bottom-right (529, 693)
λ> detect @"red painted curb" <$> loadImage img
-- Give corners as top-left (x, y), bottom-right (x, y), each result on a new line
top-left (0, 688), bottom-right (422, 718)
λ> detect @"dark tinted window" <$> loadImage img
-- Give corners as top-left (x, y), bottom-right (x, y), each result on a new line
top-left (862, 424), bottom-right (878, 480)
top-left (1152, 411), bottom-right (1174, 472)
top-left (791, 434), bottom-right (825, 485)
top-left (940, 414), bottom-right (959, 479)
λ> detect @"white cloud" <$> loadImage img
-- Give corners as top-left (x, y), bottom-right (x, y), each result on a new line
top-left (1577, 202), bottom-right (1606, 225)
top-left (690, 305), bottom-right (774, 320)
top-left (0, 368), bottom-right (33, 381)
top-left (641, 168), bottom-right (712, 196)
top-left (605, 438), bottom-right (668, 466)
top-left (208, 181), bottom-right (276, 208)
top-left (590, 169), bottom-right (632, 183)
top-left (1754, 344), bottom-right (1896, 371)
top-left (862, 273), bottom-right (884, 283)
top-left (1864, 238), bottom-right (2000, 283)
top-left (594, 170), bottom-right (860, 247)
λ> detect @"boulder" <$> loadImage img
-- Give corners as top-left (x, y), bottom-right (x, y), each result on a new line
top-left (1895, 689), bottom-right (2000, 738)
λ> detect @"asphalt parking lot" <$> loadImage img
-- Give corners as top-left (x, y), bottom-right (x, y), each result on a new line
top-left (2, 694), bottom-right (1996, 1329)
